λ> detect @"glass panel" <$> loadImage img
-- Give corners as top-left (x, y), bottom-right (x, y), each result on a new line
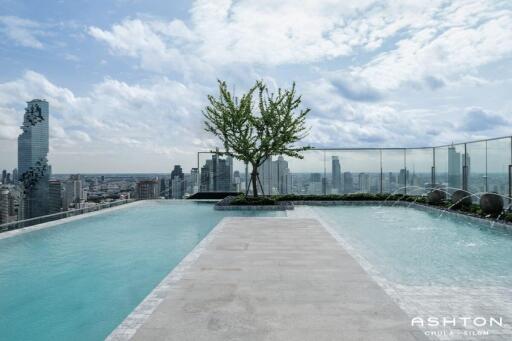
top-left (435, 144), bottom-right (465, 195)
top-left (486, 138), bottom-right (511, 206)
top-left (381, 149), bottom-right (406, 194)
top-left (405, 148), bottom-right (433, 195)
top-left (466, 141), bottom-right (487, 199)
top-left (327, 150), bottom-right (381, 194)
top-left (286, 150), bottom-right (326, 195)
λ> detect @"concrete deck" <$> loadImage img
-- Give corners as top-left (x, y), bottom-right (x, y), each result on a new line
top-left (130, 217), bottom-right (427, 340)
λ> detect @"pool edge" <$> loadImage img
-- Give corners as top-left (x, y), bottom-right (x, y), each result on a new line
top-left (105, 216), bottom-right (231, 341)
top-left (0, 200), bottom-right (145, 241)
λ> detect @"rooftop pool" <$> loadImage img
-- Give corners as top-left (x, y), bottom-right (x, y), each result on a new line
top-left (0, 201), bottom-right (284, 341)
top-left (302, 205), bottom-right (512, 339)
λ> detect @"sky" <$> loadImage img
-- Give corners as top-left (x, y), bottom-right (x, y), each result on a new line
top-left (0, 0), bottom-right (511, 173)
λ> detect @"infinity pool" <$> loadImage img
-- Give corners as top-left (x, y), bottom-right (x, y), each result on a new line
top-left (0, 201), bottom-right (284, 341)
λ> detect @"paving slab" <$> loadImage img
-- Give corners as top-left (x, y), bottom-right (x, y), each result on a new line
top-left (129, 217), bottom-right (427, 341)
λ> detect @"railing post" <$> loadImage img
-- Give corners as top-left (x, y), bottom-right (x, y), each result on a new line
top-left (462, 143), bottom-right (468, 191)
top-left (380, 149), bottom-right (383, 194)
top-left (432, 147), bottom-right (436, 188)
top-left (404, 149), bottom-right (407, 195)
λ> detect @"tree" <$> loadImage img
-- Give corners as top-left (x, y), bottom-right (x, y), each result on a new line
top-left (203, 80), bottom-right (311, 197)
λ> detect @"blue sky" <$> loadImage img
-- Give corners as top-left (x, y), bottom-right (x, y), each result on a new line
top-left (0, 0), bottom-right (511, 173)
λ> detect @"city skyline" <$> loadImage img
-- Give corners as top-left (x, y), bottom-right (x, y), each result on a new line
top-left (1, 1), bottom-right (512, 173)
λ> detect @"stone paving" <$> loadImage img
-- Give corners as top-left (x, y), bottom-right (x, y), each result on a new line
top-left (125, 217), bottom-right (427, 341)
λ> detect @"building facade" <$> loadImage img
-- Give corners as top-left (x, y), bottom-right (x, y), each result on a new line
top-left (18, 99), bottom-right (50, 219)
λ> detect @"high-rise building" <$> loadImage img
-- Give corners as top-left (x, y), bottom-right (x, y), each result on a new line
top-left (171, 176), bottom-right (184, 199)
top-left (18, 99), bottom-right (50, 219)
top-left (63, 175), bottom-right (84, 210)
top-left (448, 145), bottom-right (461, 190)
top-left (258, 157), bottom-right (273, 195)
top-left (358, 173), bottom-right (370, 193)
top-left (272, 156), bottom-right (290, 194)
top-left (309, 173), bottom-right (322, 194)
top-left (0, 187), bottom-right (9, 224)
top-left (200, 154), bottom-right (233, 192)
top-left (398, 169), bottom-right (409, 189)
top-left (48, 180), bottom-right (62, 214)
top-left (12, 168), bottom-right (18, 184)
top-left (200, 160), bottom-right (213, 192)
top-left (170, 165), bottom-right (185, 198)
top-left (190, 168), bottom-right (199, 194)
top-left (343, 172), bottom-right (353, 193)
top-left (160, 178), bottom-right (168, 198)
top-left (1, 170), bottom-right (7, 184)
top-left (462, 153), bottom-right (471, 180)
top-left (136, 180), bottom-right (160, 199)
top-left (331, 156), bottom-right (341, 194)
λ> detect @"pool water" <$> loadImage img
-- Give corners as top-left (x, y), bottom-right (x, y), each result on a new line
top-left (312, 205), bottom-right (512, 287)
top-left (0, 201), bottom-right (284, 341)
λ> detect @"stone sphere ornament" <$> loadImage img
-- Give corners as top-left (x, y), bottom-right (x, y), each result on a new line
top-left (451, 190), bottom-right (473, 208)
top-left (479, 193), bottom-right (504, 216)
top-left (427, 189), bottom-right (446, 205)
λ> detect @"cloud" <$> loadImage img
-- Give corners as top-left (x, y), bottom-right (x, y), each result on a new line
top-left (355, 4), bottom-right (512, 91)
top-left (461, 108), bottom-right (508, 132)
top-left (88, 1), bottom-right (447, 70)
top-left (0, 71), bottom-right (214, 171)
top-left (0, 16), bottom-right (45, 48)
top-left (329, 74), bottom-right (382, 102)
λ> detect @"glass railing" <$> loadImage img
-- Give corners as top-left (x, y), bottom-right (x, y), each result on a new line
top-left (195, 136), bottom-right (512, 204)
top-left (0, 199), bottom-right (135, 232)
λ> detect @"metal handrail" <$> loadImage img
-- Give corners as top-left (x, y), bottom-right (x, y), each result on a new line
top-left (0, 199), bottom-right (135, 232)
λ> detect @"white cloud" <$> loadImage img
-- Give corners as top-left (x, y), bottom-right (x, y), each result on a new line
top-left (0, 71), bottom-right (213, 172)
top-left (355, 2), bottom-right (512, 90)
top-left (0, 16), bottom-right (45, 49)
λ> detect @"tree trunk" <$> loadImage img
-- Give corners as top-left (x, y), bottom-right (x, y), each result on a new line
top-left (251, 164), bottom-right (259, 197)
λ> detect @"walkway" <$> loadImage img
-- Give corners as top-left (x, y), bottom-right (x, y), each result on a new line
top-left (126, 217), bottom-right (427, 340)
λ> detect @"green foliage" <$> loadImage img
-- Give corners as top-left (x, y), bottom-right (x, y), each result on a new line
top-left (272, 193), bottom-right (418, 202)
top-left (230, 194), bottom-right (276, 206)
top-left (203, 80), bottom-right (311, 196)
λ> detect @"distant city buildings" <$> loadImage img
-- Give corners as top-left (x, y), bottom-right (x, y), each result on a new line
top-left (18, 99), bottom-right (50, 219)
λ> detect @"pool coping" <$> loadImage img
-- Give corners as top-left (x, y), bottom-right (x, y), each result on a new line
top-left (105, 217), bottom-right (230, 340)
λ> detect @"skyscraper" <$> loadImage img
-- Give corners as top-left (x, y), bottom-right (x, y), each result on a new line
top-left (358, 173), bottom-right (370, 193)
top-left (18, 99), bottom-right (50, 219)
top-left (448, 145), bottom-right (461, 190)
top-left (331, 156), bottom-right (341, 194)
top-left (258, 157), bottom-right (273, 195)
top-left (48, 180), bottom-right (63, 214)
top-left (199, 154), bottom-right (233, 192)
top-left (190, 168), bottom-right (199, 194)
top-left (136, 180), bottom-right (160, 199)
top-left (0, 187), bottom-right (9, 224)
top-left (170, 165), bottom-right (185, 198)
top-left (343, 172), bottom-right (353, 194)
top-left (63, 175), bottom-right (84, 210)
top-left (272, 156), bottom-right (290, 194)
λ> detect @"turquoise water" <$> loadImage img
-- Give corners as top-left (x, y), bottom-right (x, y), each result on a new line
top-left (0, 201), bottom-right (283, 341)
top-left (314, 206), bottom-right (512, 287)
